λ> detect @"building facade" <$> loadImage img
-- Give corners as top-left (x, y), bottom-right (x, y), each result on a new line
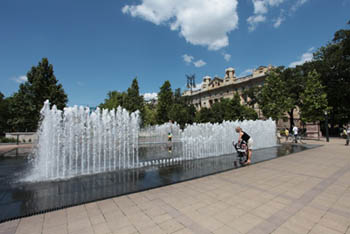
top-left (183, 65), bottom-right (274, 118)
top-left (182, 65), bottom-right (301, 128)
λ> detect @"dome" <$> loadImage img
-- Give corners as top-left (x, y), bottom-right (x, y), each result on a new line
top-left (225, 67), bottom-right (235, 72)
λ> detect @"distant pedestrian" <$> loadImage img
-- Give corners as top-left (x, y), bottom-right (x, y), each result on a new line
top-left (285, 128), bottom-right (289, 141)
top-left (168, 120), bottom-right (173, 153)
top-left (292, 125), bottom-right (298, 143)
top-left (346, 125), bottom-right (350, 146)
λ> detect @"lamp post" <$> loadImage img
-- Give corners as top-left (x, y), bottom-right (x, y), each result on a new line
top-left (186, 74), bottom-right (196, 94)
top-left (324, 110), bottom-right (329, 142)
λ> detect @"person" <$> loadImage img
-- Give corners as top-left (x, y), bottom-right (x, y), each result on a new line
top-left (168, 120), bottom-right (173, 153)
top-left (346, 125), bottom-right (350, 146)
top-left (235, 127), bottom-right (253, 165)
top-left (292, 125), bottom-right (298, 143)
top-left (285, 128), bottom-right (289, 142)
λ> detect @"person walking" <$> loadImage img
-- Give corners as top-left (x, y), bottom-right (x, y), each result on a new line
top-left (346, 125), bottom-right (350, 146)
top-left (285, 128), bottom-right (289, 142)
top-left (292, 125), bottom-right (298, 143)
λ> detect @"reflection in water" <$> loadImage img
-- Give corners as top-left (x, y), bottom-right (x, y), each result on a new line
top-left (0, 144), bottom-right (319, 222)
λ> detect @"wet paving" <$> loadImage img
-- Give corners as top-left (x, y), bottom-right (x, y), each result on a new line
top-left (0, 144), bottom-right (320, 223)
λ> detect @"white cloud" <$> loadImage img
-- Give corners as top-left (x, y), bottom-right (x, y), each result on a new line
top-left (143, 92), bottom-right (158, 101)
top-left (122, 0), bottom-right (239, 50)
top-left (183, 54), bottom-right (194, 64)
top-left (247, 15), bottom-right (266, 32)
top-left (273, 16), bottom-right (284, 28)
top-left (289, 47), bottom-right (314, 67)
top-left (291, 0), bottom-right (309, 12)
top-left (183, 54), bottom-right (207, 67)
top-left (239, 68), bottom-right (254, 77)
top-left (253, 0), bottom-right (268, 14)
top-left (193, 60), bottom-right (207, 68)
top-left (11, 75), bottom-right (28, 84)
top-left (273, 10), bottom-right (285, 28)
top-left (247, 0), bottom-right (285, 31)
top-left (247, 0), bottom-right (313, 31)
top-left (223, 53), bottom-right (231, 62)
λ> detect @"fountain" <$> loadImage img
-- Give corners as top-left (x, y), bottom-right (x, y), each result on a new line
top-left (28, 101), bottom-right (140, 181)
top-left (28, 101), bottom-right (276, 181)
top-left (0, 101), bottom-right (318, 223)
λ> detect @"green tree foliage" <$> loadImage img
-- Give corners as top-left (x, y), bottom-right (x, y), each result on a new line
top-left (242, 105), bottom-right (259, 120)
top-left (8, 58), bottom-right (68, 131)
top-left (258, 69), bottom-right (294, 122)
top-left (258, 66), bottom-right (329, 127)
top-left (0, 92), bottom-right (10, 135)
top-left (195, 107), bottom-right (214, 123)
top-left (299, 70), bottom-right (328, 122)
top-left (99, 78), bottom-right (145, 124)
top-left (194, 94), bottom-right (258, 124)
top-left (156, 81), bottom-right (173, 124)
top-left (167, 88), bottom-right (196, 127)
top-left (99, 91), bottom-right (126, 110)
top-left (242, 86), bottom-right (261, 108)
top-left (304, 27), bottom-right (350, 127)
top-left (124, 78), bottom-right (145, 122)
top-left (143, 103), bottom-right (157, 126)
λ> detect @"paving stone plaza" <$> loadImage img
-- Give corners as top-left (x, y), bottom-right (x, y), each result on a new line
top-left (0, 138), bottom-right (349, 234)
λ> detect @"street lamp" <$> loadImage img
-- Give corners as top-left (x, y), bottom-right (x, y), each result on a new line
top-left (324, 110), bottom-right (329, 142)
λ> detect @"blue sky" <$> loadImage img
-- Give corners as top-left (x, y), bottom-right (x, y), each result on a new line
top-left (1, 0), bottom-right (349, 106)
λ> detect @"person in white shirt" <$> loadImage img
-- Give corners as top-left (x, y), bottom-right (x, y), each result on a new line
top-left (292, 126), bottom-right (298, 143)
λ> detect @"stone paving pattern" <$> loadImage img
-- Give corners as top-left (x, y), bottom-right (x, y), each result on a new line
top-left (1, 138), bottom-right (349, 234)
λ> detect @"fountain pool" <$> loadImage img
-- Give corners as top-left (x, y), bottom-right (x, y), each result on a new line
top-left (0, 101), bottom-right (320, 222)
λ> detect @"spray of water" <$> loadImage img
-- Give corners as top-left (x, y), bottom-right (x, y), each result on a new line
top-left (27, 100), bottom-right (139, 181)
top-left (28, 101), bottom-right (276, 181)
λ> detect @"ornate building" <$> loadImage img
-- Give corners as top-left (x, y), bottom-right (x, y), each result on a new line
top-left (183, 65), bottom-right (303, 129)
top-left (183, 65), bottom-right (274, 119)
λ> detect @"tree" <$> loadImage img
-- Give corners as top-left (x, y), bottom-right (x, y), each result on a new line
top-left (299, 70), bottom-right (328, 122)
top-left (124, 78), bottom-right (145, 122)
top-left (143, 103), bottom-right (157, 126)
top-left (156, 81), bottom-right (173, 124)
top-left (99, 91), bottom-right (126, 110)
top-left (210, 99), bottom-right (230, 123)
top-left (0, 92), bottom-right (10, 135)
top-left (168, 103), bottom-right (190, 128)
top-left (258, 69), bottom-right (294, 122)
top-left (99, 78), bottom-right (145, 124)
top-left (306, 26), bottom-right (350, 128)
top-left (242, 105), bottom-right (259, 120)
top-left (195, 107), bottom-right (214, 123)
top-left (168, 88), bottom-right (196, 127)
top-left (8, 58), bottom-right (68, 131)
top-left (242, 86), bottom-right (261, 108)
top-left (194, 94), bottom-right (258, 124)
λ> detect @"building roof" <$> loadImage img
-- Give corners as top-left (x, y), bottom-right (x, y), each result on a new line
top-left (208, 77), bottom-right (223, 85)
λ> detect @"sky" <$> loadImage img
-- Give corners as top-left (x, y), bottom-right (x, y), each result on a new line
top-left (0, 0), bottom-right (349, 107)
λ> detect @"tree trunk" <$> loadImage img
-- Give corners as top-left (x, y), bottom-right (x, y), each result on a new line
top-left (289, 108), bottom-right (294, 131)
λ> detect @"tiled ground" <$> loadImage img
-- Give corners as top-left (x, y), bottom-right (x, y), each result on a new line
top-left (1, 138), bottom-right (350, 234)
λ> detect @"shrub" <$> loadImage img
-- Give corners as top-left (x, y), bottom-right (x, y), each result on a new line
top-left (0, 137), bottom-right (17, 143)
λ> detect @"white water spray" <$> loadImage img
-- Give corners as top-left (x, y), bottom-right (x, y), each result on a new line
top-left (29, 101), bottom-right (276, 181)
